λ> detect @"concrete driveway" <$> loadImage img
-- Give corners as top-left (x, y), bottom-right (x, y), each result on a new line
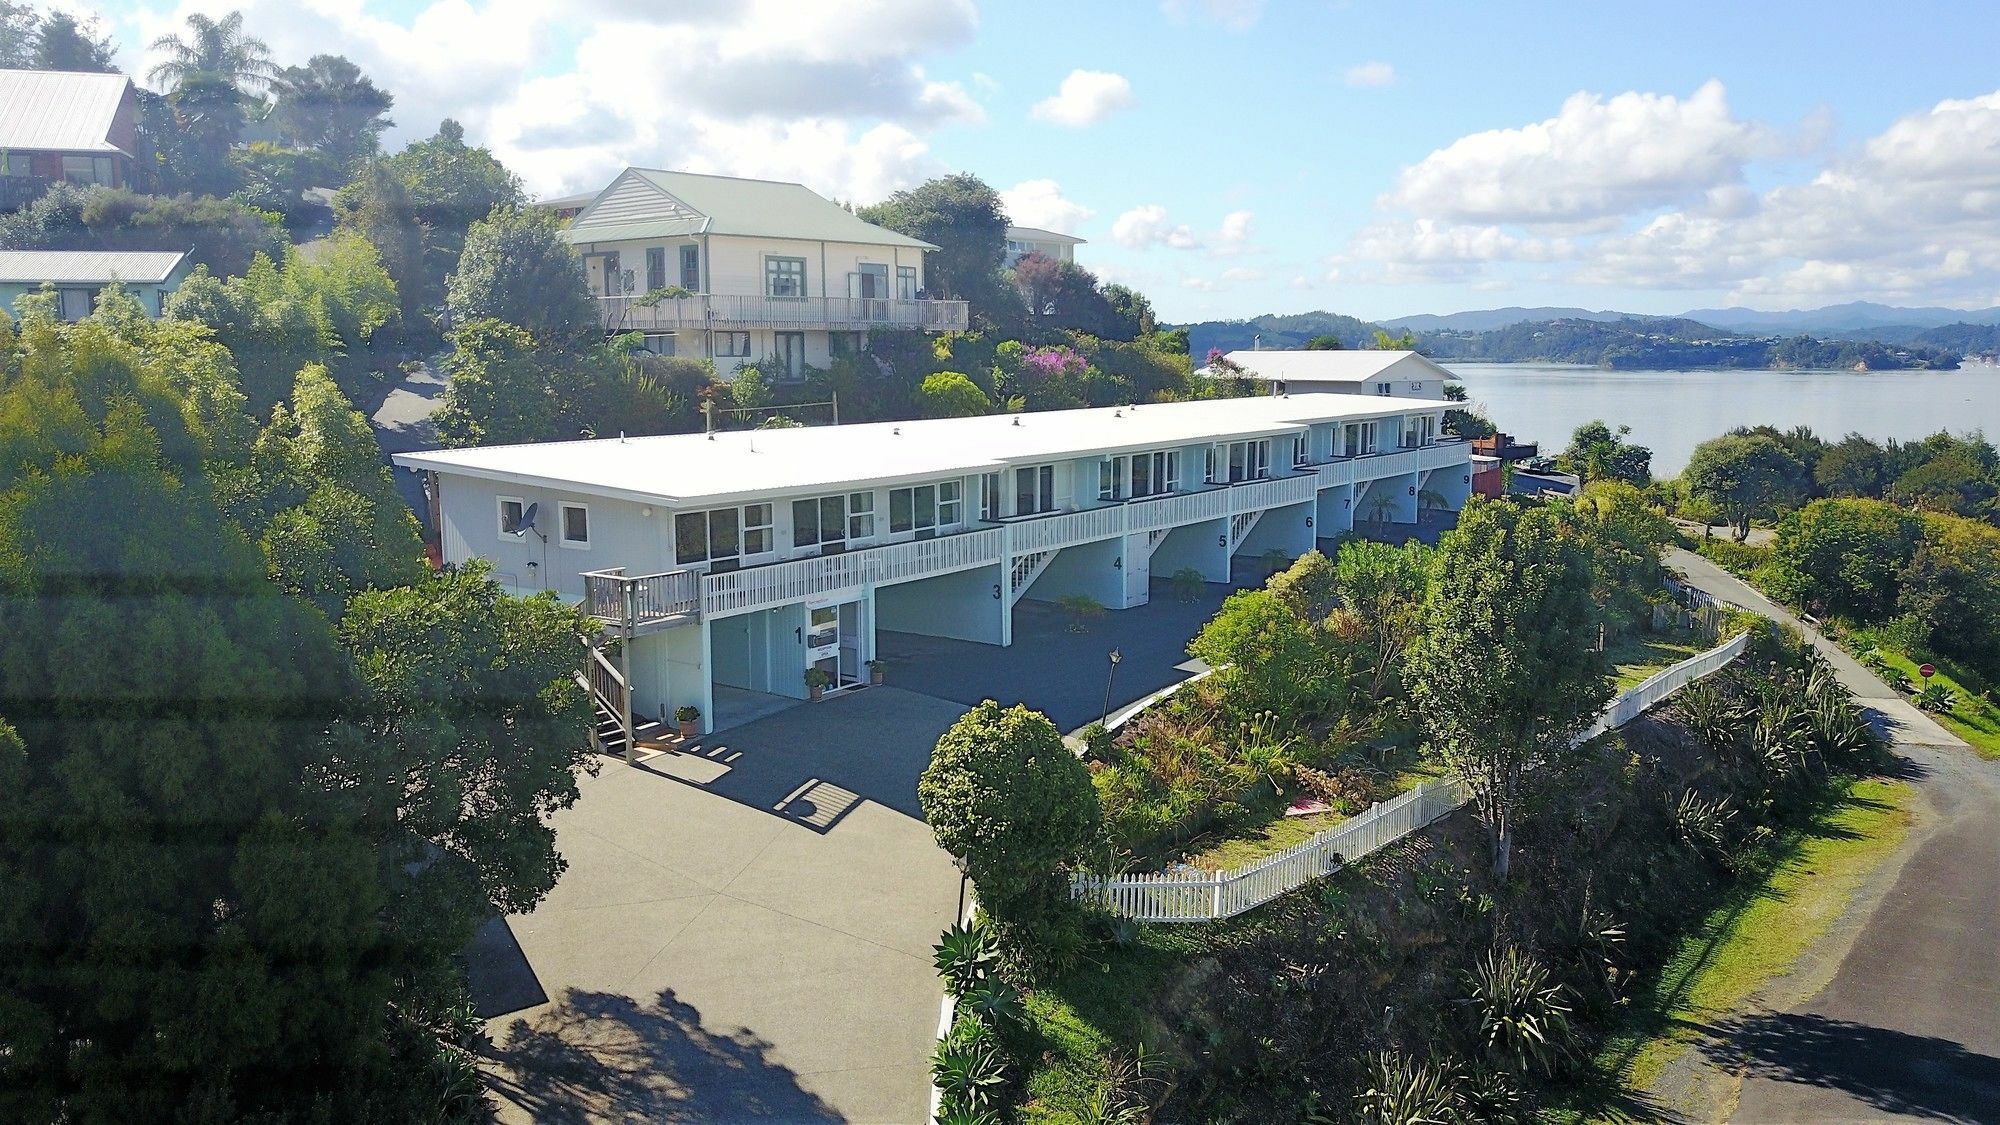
top-left (1666, 549), bottom-right (2000, 1123)
top-left (878, 578), bottom-right (1244, 733)
top-left (471, 687), bottom-right (966, 1124)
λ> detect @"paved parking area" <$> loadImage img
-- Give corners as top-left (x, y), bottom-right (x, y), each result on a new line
top-left (879, 576), bottom-right (1256, 732)
top-left (471, 687), bottom-right (966, 1124)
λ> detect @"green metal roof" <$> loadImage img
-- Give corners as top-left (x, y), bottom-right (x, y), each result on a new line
top-left (568, 168), bottom-right (936, 250)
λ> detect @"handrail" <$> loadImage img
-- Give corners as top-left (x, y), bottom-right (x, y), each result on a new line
top-left (598, 293), bottom-right (971, 333)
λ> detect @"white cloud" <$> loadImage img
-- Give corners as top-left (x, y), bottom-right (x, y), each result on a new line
top-left (1112, 204), bottom-right (1202, 250)
top-left (1031, 69), bottom-right (1136, 128)
top-left (1001, 179), bottom-right (1095, 234)
top-left (1387, 80), bottom-right (1770, 226)
top-left (1339, 82), bottom-right (2000, 307)
top-left (1211, 209), bottom-right (1254, 254)
top-left (1344, 61), bottom-right (1396, 88)
top-left (1111, 205), bottom-right (1254, 253)
top-left (1220, 266), bottom-right (1263, 283)
top-left (120, 0), bottom-right (981, 202)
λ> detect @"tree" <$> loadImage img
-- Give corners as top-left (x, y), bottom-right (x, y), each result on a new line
top-left (342, 120), bottom-right (523, 315)
top-left (334, 160), bottom-right (428, 328)
top-left (1304, 333), bottom-right (1345, 350)
top-left (1327, 539), bottom-right (1432, 703)
top-left (1683, 432), bottom-right (1806, 541)
top-left (918, 700), bottom-right (1100, 922)
top-left (0, 425), bottom-right (394, 1119)
top-left (1815, 433), bottom-right (1888, 498)
top-left (1888, 449), bottom-right (1996, 517)
top-left (1101, 282), bottom-right (1155, 339)
top-left (271, 54), bottom-right (395, 174)
top-left (1559, 419), bottom-right (1652, 486)
top-left (161, 72), bottom-right (247, 197)
top-left (338, 561), bottom-right (595, 916)
top-left (31, 11), bottom-right (116, 71)
top-left (146, 10), bottom-right (275, 93)
top-left (445, 205), bottom-right (593, 347)
top-left (859, 174), bottom-right (1012, 326)
top-left (1897, 513), bottom-right (2000, 671)
top-left (0, 2), bottom-right (31, 67)
top-left (433, 318), bottom-right (570, 446)
top-left (1406, 500), bottom-right (1609, 879)
top-left (1768, 498), bottom-right (1921, 621)
top-left (917, 370), bottom-right (990, 418)
top-left (1372, 328), bottom-right (1418, 350)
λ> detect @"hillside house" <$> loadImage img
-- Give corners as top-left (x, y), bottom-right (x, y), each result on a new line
top-left (1215, 349), bottom-right (1454, 400)
top-left (562, 168), bottom-right (969, 378)
top-left (0, 249), bottom-right (193, 320)
top-left (0, 69), bottom-right (137, 210)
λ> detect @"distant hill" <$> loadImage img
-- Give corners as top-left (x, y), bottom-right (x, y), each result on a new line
top-left (1379, 306), bottom-right (1636, 332)
top-left (1679, 301), bottom-right (2000, 334)
top-left (1181, 310), bottom-right (1383, 359)
top-left (1415, 316), bottom-right (1959, 370)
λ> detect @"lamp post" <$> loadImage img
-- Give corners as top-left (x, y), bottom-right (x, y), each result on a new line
top-left (1102, 649), bottom-right (1123, 726)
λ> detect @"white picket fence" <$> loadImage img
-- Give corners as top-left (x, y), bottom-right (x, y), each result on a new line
top-left (1073, 630), bottom-right (1751, 923)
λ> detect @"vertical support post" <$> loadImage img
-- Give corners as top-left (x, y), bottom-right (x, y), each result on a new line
top-left (620, 615), bottom-right (636, 767)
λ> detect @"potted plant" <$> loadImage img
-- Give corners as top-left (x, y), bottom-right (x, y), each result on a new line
top-left (868, 659), bottom-right (886, 686)
top-left (674, 705), bottom-right (701, 741)
top-left (805, 665), bottom-right (832, 702)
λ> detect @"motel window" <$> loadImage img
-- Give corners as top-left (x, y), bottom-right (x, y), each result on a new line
top-left (1015, 465), bottom-right (1055, 515)
top-left (559, 503), bottom-right (590, 549)
top-left (830, 331), bottom-right (864, 356)
top-left (1204, 445), bottom-right (1218, 484)
top-left (675, 504), bottom-right (772, 566)
top-left (848, 492), bottom-right (875, 539)
top-left (890, 484), bottom-right (943, 535)
top-left (938, 480), bottom-right (963, 527)
top-left (497, 496), bottom-right (526, 538)
top-left (795, 492), bottom-right (874, 549)
top-left (680, 244), bottom-right (700, 289)
top-left (1098, 456), bottom-right (1125, 502)
top-left (980, 472), bottom-right (1002, 521)
top-left (1225, 439), bottom-right (1270, 483)
top-left (898, 265), bottom-right (917, 299)
top-left (1129, 450), bottom-right (1179, 499)
top-left (715, 331), bottom-right (751, 357)
top-left (1293, 434), bottom-right (1310, 467)
top-left (765, 256), bottom-right (807, 298)
top-left (0, 152), bottom-right (29, 176)
top-left (645, 247), bottom-right (667, 291)
top-left (641, 333), bottom-right (674, 356)
top-left (1375, 382), bottom-right (1392, 396)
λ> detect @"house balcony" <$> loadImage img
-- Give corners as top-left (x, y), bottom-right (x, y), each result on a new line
top-left (599, 293), bottom-right (971, 334)
top-left (582, 567), bottom-right (701, 634)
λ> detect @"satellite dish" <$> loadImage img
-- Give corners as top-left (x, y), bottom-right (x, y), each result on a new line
top-left (509, 502), bottom-right (539, 536)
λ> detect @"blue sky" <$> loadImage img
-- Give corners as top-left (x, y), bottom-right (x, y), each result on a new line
top-left (88, 0), bottom-right (2000, 322)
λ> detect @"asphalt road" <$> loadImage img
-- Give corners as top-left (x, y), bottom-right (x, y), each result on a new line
top-left (1667, 549), bottom-right (2000, 1123)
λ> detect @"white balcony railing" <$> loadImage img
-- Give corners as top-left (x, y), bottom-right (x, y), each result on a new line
top-left (1125, 487), bottom-right (1232, 532)
top-left (582, 567), bottom-right (700, 628)
top-left (701, 528), bottom-right (1005, 617)
top-left (1004, 505), bottom-right (1129, 553)
top-left (600, 293), bottom-right (971, 334)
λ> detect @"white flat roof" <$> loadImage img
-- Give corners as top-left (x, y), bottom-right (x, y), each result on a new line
top-left (1220, 349), bottom-right (1452, 383)
top-left (395, 392), bottom-right (1449, 508)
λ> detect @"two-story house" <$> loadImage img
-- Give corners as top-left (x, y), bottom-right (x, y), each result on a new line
top-left (561, 168), bottom-right (970, 378)
top-left (0, 69), bottom-right (137, 211)
top-left (1004, 225), bottom-right (1085, 268)
top-left (394, 392), bottom-right (1471, 744)
top-left (1217, 350), bottom-right (1454, 400)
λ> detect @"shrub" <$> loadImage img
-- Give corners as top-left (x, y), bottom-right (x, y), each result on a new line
top-left (1463, 946), bottom-right (1574, 1075)
top-left (918, 370), bottom-right (992, 418)
top-left (1355, 1051), bottom-right (1457, 1125)
top-left (919, 701), bottom-right (1102, 933)
top-left (1914, 681), bottom-right (1957, 713)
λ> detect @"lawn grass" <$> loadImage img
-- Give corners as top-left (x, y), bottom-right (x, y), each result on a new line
top-left (1612, 777), bottom-right (1915, 1095)
top-left (1604, 629), bottom-right (1707, 692)
top-left (1177, 745), bottom-right (1446, 872)
top-left (1864, 647), bottom-right (2000, 760)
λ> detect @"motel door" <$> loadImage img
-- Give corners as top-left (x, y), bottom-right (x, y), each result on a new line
top-left (806, 601), bottom-right (864, 690)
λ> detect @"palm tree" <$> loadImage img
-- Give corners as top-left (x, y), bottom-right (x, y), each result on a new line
top-left (146, 11), bottom-right (275, 93)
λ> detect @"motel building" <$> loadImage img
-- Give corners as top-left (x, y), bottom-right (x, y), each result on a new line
top-left (393, 393), bottom-right (1471, 746)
